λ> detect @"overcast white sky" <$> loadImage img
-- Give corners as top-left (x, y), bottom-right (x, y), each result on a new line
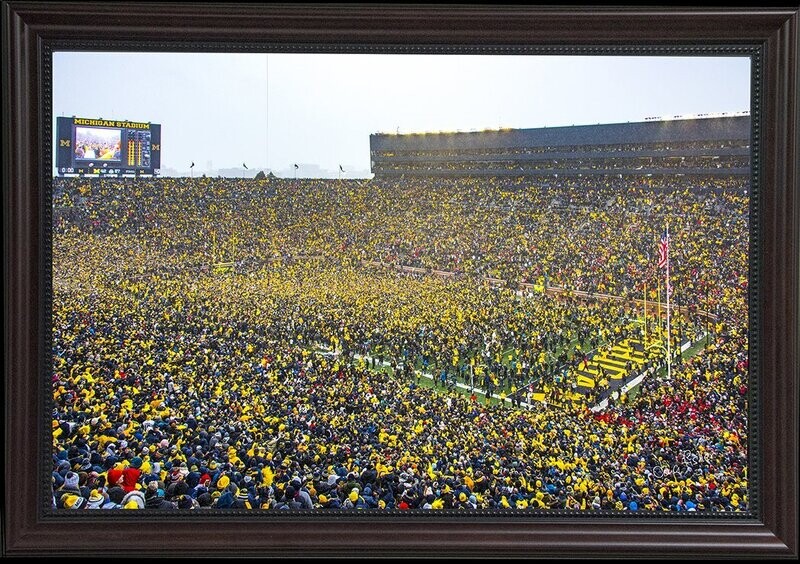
top-left (52, 52), bottom-right (751, 177)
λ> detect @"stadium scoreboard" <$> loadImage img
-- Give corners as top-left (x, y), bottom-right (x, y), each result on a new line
top-left (56, 117), bottom-right (161, 176)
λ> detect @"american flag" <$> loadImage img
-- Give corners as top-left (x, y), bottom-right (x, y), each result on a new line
top-left (657, 230), bottom-right (669, 269)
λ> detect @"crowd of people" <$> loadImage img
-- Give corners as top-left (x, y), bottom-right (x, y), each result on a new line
top-left (373, 139), bottom-right (749, 158)
top-left (53, 173), bottom-right (748, 315)
top-left (51, 170), bottom-right (749, 512)
top-left (373, 156), bottom-right (748, 175)
top-left (372, 138), bottom-right (750, 176)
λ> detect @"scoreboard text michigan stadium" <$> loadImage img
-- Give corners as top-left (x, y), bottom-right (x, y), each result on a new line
top-left (56, 116), bottom-right (162, 177)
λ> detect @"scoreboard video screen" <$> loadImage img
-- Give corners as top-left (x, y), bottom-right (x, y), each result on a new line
top-left (56, 117), bottom-right (161, 176)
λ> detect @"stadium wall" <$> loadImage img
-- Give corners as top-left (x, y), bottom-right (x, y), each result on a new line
top-left (370, 116), bottom-right (751, 177)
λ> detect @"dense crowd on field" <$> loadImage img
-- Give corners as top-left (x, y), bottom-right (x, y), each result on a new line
top-left (51, 172), bottom-right (748, 512)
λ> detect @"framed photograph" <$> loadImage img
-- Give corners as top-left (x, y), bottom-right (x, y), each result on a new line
top-left (4, 3), bottom-right (797, 558)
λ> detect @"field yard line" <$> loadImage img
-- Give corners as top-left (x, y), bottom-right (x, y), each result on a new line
top-left (324, 348), bottom-right (541, 410)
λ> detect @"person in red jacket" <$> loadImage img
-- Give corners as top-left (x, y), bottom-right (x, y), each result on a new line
top-left (121, 457), bottom-right (143, 492)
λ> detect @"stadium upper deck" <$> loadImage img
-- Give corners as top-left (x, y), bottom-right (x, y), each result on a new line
top-left (370, 115), bottom-right (750, 177)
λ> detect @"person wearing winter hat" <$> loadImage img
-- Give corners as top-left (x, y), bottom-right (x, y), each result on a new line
top-left (176, 495), bottom-right (196, 510)
top-left (290, 479), bottom-right (314, 510)
top-left (145, 481), bottom-right (176, 509)
top-left (326, 472), bottom-right (339, 487)
top-left (233, 486), bottom-right (254, 509)
top-left (280, 486), bottom-right (304, 510)
top-left (106, 463), bottom-right (124, 488)
top-left (121, 489), bottom-right (146, 509)
top-left (103, 486), bottom-right (125, 509)
top-left (185, 469), bottom-right (201, 489)
top-left (52, 471), bottom-right (65, 490)
top-left (170, 479), bottom-right (191, 499)
top-left (86, 489), bottom-right (106, 509)
top-left (59, 471), bottom-right (82, 497)
top-left (56, 459), bottom-right (71, 475)
top-left (320, 492), bottom-right (342, 509)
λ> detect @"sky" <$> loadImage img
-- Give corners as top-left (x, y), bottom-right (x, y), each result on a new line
top-left (52, 52), bottom-right (751, 178)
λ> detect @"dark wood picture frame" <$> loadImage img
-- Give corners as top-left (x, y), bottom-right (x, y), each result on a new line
top-left (3, 3), bottom-right (797, 558)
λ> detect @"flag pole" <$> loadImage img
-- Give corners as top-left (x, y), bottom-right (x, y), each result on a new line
top-left (665, 223), bottom-right (671, 380)
top-left (657, 278), bottom-right (662, 342)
